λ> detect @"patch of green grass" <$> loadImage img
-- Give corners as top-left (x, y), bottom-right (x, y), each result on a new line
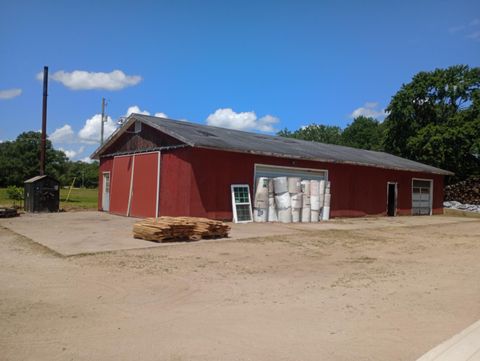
top-left (0, 187), bottom-right (98, 210)
top-left (60, 188), bottom-right (98, 210)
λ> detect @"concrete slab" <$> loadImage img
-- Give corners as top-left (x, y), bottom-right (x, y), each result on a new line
top-left (416, 320), bottom-right (480, 361)
top-left (1, 211), bottom-right (477, 256)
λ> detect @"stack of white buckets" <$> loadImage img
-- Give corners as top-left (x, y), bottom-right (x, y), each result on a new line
top-left (253, 176), bottom-right (331, 223)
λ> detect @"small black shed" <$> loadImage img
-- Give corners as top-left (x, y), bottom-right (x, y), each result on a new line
top-left (24, 175), bottom-right (60, 212)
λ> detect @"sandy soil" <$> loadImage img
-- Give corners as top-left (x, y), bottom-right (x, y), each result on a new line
top-left (1, 217), bottom-right (480, 361)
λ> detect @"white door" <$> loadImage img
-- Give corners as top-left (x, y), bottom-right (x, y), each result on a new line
top-left (102, 172), bottom-right (110, 211)
top-left (412, 179), bottom-right (432, 215)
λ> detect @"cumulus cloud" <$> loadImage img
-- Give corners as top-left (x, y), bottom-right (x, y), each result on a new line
top-left (350, 102), bottom-right (387, 120)
top-left (36, 70), bottom-right (142, 90)
top-left (125, 105), bottom-right (150, 117)
top-left (206, 108), bottom-right (279, 132)
top-left (123, 106), bottom-right (169, 119)
top-left (78, 114), bottom-right (117, 144)
top-left (0, 88), bottom-right (22, 100)
top-left (59, 146), bottom-right (85, 160)
top-left (80, 157), bottom-right (94, 164)
top-left (49, 124), bottom-right (75, 143)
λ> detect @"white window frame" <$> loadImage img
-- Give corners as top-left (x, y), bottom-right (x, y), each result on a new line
top-left (231, 184), bottom-right (253, 223)
top-left (411, 178), bottom-right (433, 216)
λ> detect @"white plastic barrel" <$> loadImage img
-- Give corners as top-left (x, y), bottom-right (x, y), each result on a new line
top-left (255, 177), bottom-right (269, 203)
top-left (273, 177), bottom-right (288, 194)
top-left (291, 208), bottom-right (300, 223)
top-left (278, 208), bottom-right (292, 223)
top-left (253, 208), bottom-right (267, 222)
top-left (268, 178), bottom-right (274, 194)
top-left (311, 195), bottom-right (320, 210)
top-left (290, 193), bottom-right (302, 209)
top-left (324, 193), bottom-right (331, 207)
top-left (301, 180), bottom-right (310, 195)
top-left (268, 197), bottom-right (277, 222)
top-left (319, 193), bottom-right (325, 209)
top-left (322, 206), bottom-right (330, 221)
top-left (254, 198), bottom-right (268, 209)
top-left (310, 180), bottom-right (320, 196)
top-left (288, 177), bottom-right (301, 193)
top-left (301, 207), bottom-right (311, 222)
top-left (302, 194), bottom-right (311, 207)
top-left (324, 181), bottom-right (330, 194)
top-left (311, 209), bottom-right (319, 222)
top-left (275, 192), bottom-right (291, 209)
top-left (319, 180), bottom-right (326, 195)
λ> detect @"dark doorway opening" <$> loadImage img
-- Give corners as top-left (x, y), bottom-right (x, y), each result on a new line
top-left (387, 183), bottom-right (397, 216)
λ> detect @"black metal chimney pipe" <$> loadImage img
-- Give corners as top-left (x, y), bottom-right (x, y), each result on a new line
top-left (40, 66), bottom-right (48, 175)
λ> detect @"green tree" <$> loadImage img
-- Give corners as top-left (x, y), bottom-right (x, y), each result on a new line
top-left (384, 65), bottom-right (480, 180)
top-left (0, 131), bottom-right (68, 186)
top-left (341, 116), bottom-right (385, 151)
top-left (278, 124), bottom-right (343, 145)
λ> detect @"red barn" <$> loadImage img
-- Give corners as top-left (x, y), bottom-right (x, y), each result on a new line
top-left (91, 114), bottom-right (452, 220)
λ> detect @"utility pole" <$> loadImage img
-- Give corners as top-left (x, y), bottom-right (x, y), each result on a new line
top-left (40, 66), bottom-right (48, 176)
top-left (100, 97), bottom-right (106, 145)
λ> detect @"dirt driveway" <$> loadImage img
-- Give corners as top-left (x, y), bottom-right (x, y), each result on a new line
top-left (1, 216), bottom-right (480, 361)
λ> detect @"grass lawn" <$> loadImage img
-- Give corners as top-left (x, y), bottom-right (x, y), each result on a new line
top-left (0, 187), bottom-right (98, 210)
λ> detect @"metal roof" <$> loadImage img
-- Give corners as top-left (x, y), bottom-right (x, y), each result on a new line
top-left (93, 114), bottom-right (453, 175)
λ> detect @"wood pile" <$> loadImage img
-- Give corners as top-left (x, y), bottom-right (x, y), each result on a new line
top-left (0, 208), bottom-right (18, 218)
top-left (445, 176), bottom-right (480, 205)
top-left (133, 216), bottom-right (230, 242)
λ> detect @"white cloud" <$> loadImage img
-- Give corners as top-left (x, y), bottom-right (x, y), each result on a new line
top-left (49, 124), bottom-right (75, 143)
top-left (78, 114), bottom-right (117, 144)
top-left (36, 70), bottom-right (142, 90)
top-left (125, 105), bottom-right (150, 117)
top-left (80, 157), bottom-right (94, 164)
top-left (449, 18), bottom-right (480, 41)
top-left (0, 88), bottom-right (22, 100)
top-left (59, 146), bottom-right (85, 160)
top-left (206, 108), bottom-right (279, 132)
top-left (350, 102), bottom-right (387, 119)
top-left (154, 112), bottom-right (168, 118)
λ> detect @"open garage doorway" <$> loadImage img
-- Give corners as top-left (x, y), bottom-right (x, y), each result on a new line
top-left (387, 182), bottom-right (397, 216)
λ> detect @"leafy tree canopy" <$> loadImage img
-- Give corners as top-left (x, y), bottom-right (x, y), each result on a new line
top-left (0, 131), bottom-right (99, 187)
top-left (384, 65), bottom-right (480, 180)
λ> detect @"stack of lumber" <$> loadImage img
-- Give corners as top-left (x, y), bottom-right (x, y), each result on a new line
top-left (0, 208), bottom-right (18, 218)
top-left (445, 176), bottom-right (480, 205)
top-left (133, 216), bottom-right (230, 242)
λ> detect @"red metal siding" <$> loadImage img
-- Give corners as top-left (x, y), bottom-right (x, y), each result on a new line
top-left (130, 153), bottom-right (159, 218)
top-left (110, 156), bottom-right (133, 216)
top-left (159, 147), bottom-right (445, 220)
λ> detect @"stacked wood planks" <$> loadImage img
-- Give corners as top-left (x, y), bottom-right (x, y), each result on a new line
top-left (445, 176), bottom-right (480, 205)
top-left (133, 216), bottom-right (230, 242)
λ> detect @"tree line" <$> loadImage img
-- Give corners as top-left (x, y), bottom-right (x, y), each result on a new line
top-left (279, 65), bottom-right (480, 182)
top-left (0, 131), bottom-right (99, 188)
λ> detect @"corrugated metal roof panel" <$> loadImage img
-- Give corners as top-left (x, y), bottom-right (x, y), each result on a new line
top-left (93, 114), bottom-right (454, 176)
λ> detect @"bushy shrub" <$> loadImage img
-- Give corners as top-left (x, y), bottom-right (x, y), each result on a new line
top-left (6, 186), bottom-right (23, 201)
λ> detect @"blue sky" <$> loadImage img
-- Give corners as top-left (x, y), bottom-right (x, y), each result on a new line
top-left (0, 0), bottom-right (479, 161)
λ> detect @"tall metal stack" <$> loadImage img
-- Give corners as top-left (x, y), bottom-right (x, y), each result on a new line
top-left (253, 177), bottom-right (269, 222)
top-left (288, 177), bottom-right (302, 223)
top-left (273, 177), bottom-right (291, 223)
